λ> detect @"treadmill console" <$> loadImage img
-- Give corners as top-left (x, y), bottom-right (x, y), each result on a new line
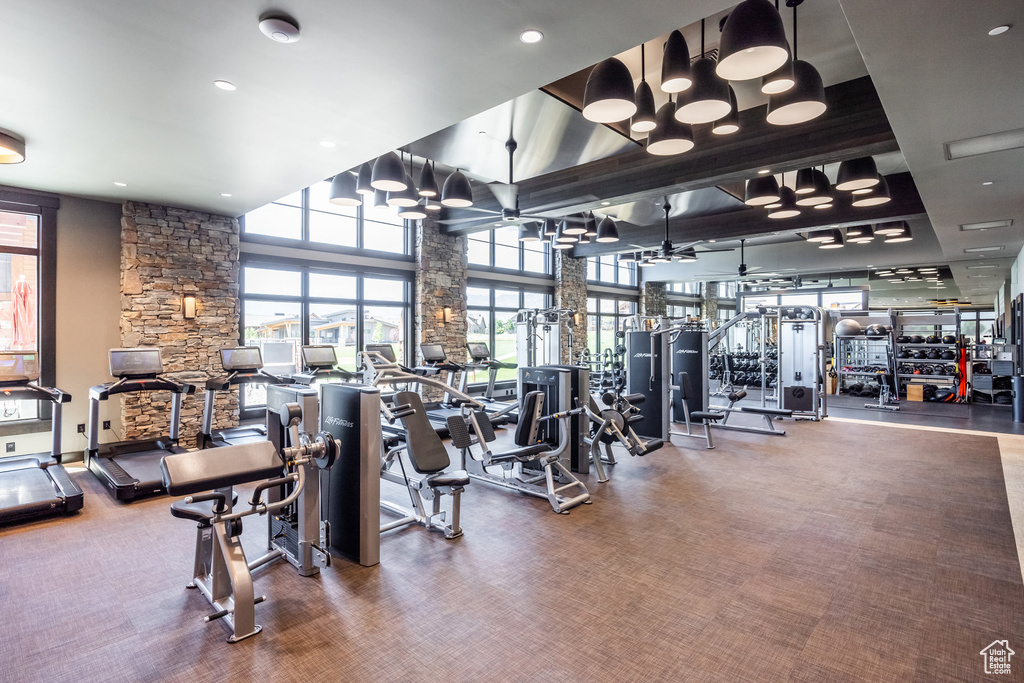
top-left (467, 343), bottom-right (490, 362)
top-left (109, 348), bottom-right (164, 378)
top-left (366, 343), bottom-right (397, 363)
top-left (420, 344), bottom-right (446, 363)
top-left (0, 352), bottom-right (39, 384)
top-left (220, 346), bottom-right (263, 372)
top-left (302, 345), bottom-right (338, 370)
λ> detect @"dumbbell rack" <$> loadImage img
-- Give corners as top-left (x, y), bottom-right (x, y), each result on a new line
top-left (836, 335), bottom-right (892, 394)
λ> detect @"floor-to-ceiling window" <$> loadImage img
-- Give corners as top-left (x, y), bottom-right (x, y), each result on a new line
top-left (466, 283), bottom-right (551, 384)
top-left (586, 296), bottom-right (638, 356)
top-left (586, 256), bottom-right (636, 287)
top-left (468, 226), bottom-right (550, 275)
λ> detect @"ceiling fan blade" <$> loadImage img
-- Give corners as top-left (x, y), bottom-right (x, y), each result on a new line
top-left (692, 247), bottom-right (736, 253)
top-left (487, 182), bottom-right (519, 211)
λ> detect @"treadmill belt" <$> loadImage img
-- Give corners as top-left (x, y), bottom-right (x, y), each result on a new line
top-left (115, 450), bottom-right (173, 487)
top-left (0, 468), bottom-right (62, 518)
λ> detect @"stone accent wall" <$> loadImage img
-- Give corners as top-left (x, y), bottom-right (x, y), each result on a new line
top-left (555, 250), bottom-right (587, 363)
top-left (641, 281), bottom-right (667, 318)
top-left (416, 218), bottom-right (467, 400)
top-left (703, 281), bottom-right (720, 326)
top-left (120, 202), bottom-right (240, 446)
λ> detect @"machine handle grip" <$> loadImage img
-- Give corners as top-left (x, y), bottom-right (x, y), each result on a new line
top-left (248, 474), bottom-right (299, 507)
top-left (389, 404), bottom-right (416, 421)
top-left (621, 393), bottom-right (646, 405)
top-left (183, 491), bottom-right (228, 508)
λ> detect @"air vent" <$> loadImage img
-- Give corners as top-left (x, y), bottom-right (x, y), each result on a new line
top-left (964, 245), bottom-right (1005, 253)
top-left (960, 219), bottom-right (1014, 231)
top-left (944, 128), bottom-right (1024, 160)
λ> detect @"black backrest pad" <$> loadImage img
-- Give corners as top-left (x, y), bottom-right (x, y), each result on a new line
top-left (162, 441), bottom-right (284, 496)
top-left (677, 372), bottom-right (693, 400)
top-left (514, 391), bottom-right (544, 447)
top-left (395, 392), bottom-right (450, 474)
top-left (446, 415), bottom-right (473, 450)
top-left (473, 410), bottom-right (497, 443)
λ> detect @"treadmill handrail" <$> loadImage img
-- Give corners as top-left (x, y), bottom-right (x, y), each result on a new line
top-left (0, 383), bottom-right (71, 404)
top-left (90, 376), bottom-right (197, 400)
top-left (204, 369), bottom-right (288, 392)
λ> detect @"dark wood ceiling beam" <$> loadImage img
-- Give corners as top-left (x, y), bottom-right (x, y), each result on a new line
top-left (572, 172), bottom-right (926, 257)
top-left (442, 76), bottom-right (898, 235)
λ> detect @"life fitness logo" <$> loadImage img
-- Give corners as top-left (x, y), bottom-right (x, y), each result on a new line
top-left (675, 349), bottom-right (698, 354)
top-left (981, 640), bottom-right (1014, 675)
top-left (324, 416), bottom-right (354, 429)
top-left (633, 352), bottom-right (652, 358)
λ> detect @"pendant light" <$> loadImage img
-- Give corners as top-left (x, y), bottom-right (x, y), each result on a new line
top-left (766, 1), bottom-right (826, 126)
top-left (618, 252), bottom-right (638, 263)
top-left (551, 227), bottom-right (574, 249)
top-left (563, 213), bottom-right (587, 236)
top-left (578, 233), bottom-right (592, 245)
top-left (370, 151), bottom-right (407, 192)
top-left (646, 99), bottom-right (694, 156)
top-left (795, 168), bottom-right (832, 206)
top-left (631, 44), bottom-right (657, 133)
top-left (387, 156), bottom-right (419, 207)
top-left (806, 229), bottom-right (836, 243)
top-left (677, 20), bottom-right (733, 125)
top-left (717, 0), bottom-right (791, 81)
top-left (836, 157), bottom-right (879, 191)
top-left (819, 229), bottom-right (844, 248)
top-left (328, 171), bottom-right (361, 206)
top-left (660, 30), bottom-right (692, 93)
top-left (441, 169), bottom-right (474, 207)
top-left (397, 198), bottom-right (428, 220)
top-left (884, 222), bottom-right (913, 243)
top-left (712, 86), bottom-right (740, 135)
top-left (371, 189), bottom-right (390, 216)
top-left (418, 159), bottom-right (439, 197)
top-left (542, 218), bottom-right (558, 238)
top-left (0, 132), bottom-right (25, 164)
top-left (582, 57), bottom-right (637, 123)
top-left (355, 162), bottom-right (374, 195)
top-left (596, 216), bottom-right (620, 243)
top-left (874, 220), bottom-right (906, 236)
top-left (851, 175), bottom-right (891, 206)
top-left (425, 197), bottom-right (442, 212)
top-left (518, 222), bottom-right (542, 242)
top-left (744, 174), bottom-right (781, 206)
top-left (584, 213), bottom-right (599, 237)
top-left (638, 254), bottom-right (656, 267)
top-left (761, 53), bottom-right (794, 94)
top-left (847, 225), bottom-right (875, 243)
top-left (767, 183), bottom-right (801, 219)
top-left (555, 219), bottom-right (577, 243)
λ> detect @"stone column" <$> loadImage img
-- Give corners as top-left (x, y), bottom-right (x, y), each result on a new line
top-left (702, 281), bottom-right (720, 325)
top-left (554, 250), bottom-right (587, 363)
top-left (641, 281), bottom-right (667, 318)
top-left (120, 202), bottom-right (240, 447)
top-left (415, 217), bottom-right (468, 400)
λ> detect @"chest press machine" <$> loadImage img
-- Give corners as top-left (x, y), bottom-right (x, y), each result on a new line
top-left (161, 400), bottom-right (338, 643)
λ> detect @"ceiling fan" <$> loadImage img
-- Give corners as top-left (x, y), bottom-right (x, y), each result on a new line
top-left (703, 239), bottom-right (795, 279)
top-left (626, 198), bottom-right (733, 262)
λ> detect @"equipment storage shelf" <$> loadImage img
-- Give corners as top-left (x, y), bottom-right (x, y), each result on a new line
top-left (891, 308), bottom-right (963, 401)
top-left (835, 334), bottom-right (893, 395)
top-left (972, 342), bottom-right (1016, 406)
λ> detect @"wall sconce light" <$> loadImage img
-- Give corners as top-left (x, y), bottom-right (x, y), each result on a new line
top-left (442, 306), bottom-right (453, 324)
top-left (183, 294), bottom-right (197, 319)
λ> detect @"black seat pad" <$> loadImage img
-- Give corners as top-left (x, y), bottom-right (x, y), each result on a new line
top-left (492, 443), bottom-right (548, 461)
top-left (741, 406), bottom-right (793, 416)
top-left (162, 441), bottom-right (283, 496)
top-left (691, 411), bottom-right (725, 422)
top-left (169, 492), bottom-right (239, 524)
top-left (426, 470), bottom-right (470, 488)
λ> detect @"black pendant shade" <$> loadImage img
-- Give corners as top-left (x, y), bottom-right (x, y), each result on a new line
top-left (676, 58), bottom-right (732, 125)
top-left (596, 216), bottom-right (620, 243)
top-left (518, 222), bottom-right (542, 242)
top-left (806, 228), bottom-right (836, 243)
top-left (372, 188), bottom-right (389, 213)
top-left (582, 57), bottom-right (637, 123)
top-left (717, 0), bottom-right (791, 81)
top-left (851, 175), bottom-right (891, 206)
top-left (711, 86), bottom-right (740, 135)
top-left (584, 213), bottom-right (599, 237)
top-left (661, 30), bottom-right (693, 93)
top-left (836, 157), bottom-right (879, 191)
top-left (370, 152), bottom-right (408, 192)
top-left (397, 199), bottom-right (428, 220)
top-left (744, 174), bottom-right (781, 206)
top-left (766, 60), bottom-right (826, 126)
top-left (647, 102), bottom-right (695, 156)
top-left (819, 229), bottom-right (845, 248)
top-left (578, 233), bottom-right (591, 245)
top-left (553, 221), bottom-right (575, 247)
top-left (440, 170), bottom-right (474, 207)
top-left (847, 225), bottom-right (875, 243)
top-left (761, 53), bottom-right (795, 94)
top-left (631, 80), bottom-right (658, 133)
top-left (795, 169), bottom-right (832, 206)
top-left (618, 252), bottom-right (638, 263)
top-left (418, 163), bottom-right (439, 197)
top-left (883, 222), bottom-right (913, 242)
top-left (874, 220), bottom-right (907, 236)
top-left (767, 186), bottom-right (801, 219)
top-left (542, 218), bottom-right (558, 237)
top-left (387, 173), bottom-right (419, 207)
top-left (355, 162), bottom-right (374, 195)
top-left (563, 213), bottom-right (587, 236)
top-left (328, 172), bottom-right (361, 206)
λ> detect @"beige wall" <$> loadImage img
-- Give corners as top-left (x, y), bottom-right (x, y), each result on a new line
top-left (6, 196), bottom-right (122, 458)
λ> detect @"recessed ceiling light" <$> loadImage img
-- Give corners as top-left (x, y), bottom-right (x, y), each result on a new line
top-left (220, 193), bottom-right (232, 197)
top-left (989, 25), bottom-right (1011, 36)
top-left (320, 141), bottom-right (336, 148)
top-left (601, 201), bottom-right (610, 206)
top-left (520, 29), bottom-right (544, 44)
top-left (757, 169), bottom-right (771, 175)
top-left (213, 80), bottom-right (236, 91)
top-left (708, 239), bottom-right (716, 243)
top-left (114, 182), bottom-right (127, 187)
top-left (967, 264), bottom-right (997, 269)
top-left (982, 181), bottom-right (994, 186)
top-left (964, 245), bottom-right (1004, 253)
top-left (960, 219), bottom-right (1013, 231)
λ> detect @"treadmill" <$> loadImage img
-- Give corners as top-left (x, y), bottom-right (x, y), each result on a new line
top-left (0, 352), bottom-right (83, 524)
top-left (198, 346), bottom-right (288, 449)
top-left (290, 345), bottom-right (357, 386)
top-left (363, 343), bottom-right (451, 439)
top-left (85, 348), bottom-right (196, 501)
top-left (461, 341), bottom-right (519, 422)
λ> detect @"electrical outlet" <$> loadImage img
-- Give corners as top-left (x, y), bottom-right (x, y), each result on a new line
top-left (5, 442), bottom-right (14, 453)
top-left (102, 420), bottom-right (111, 430)
top-left (77, 424), bottom-right (85, 434)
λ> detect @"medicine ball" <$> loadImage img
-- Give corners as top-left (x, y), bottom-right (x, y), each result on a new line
top-left (942, 335), bottom-right (956, 344)
top-left (835, 319), bottom-right (863, 336)
top-left (899, 350), bottom-right (912, 359)
top-left (926, 349), bottom-right (941, 360)
top-left (865, 324), bottom-right (887, 337)
top-left (913, 350), bottom-right (927, 359)
top-left (896, 335), bottom-right (910, 344)
top-left (940, 350), bottom-right (956, 360)
top-left (848, 382), bottom-right (864, 395)
top-left (926, 335), bottom-right (941, 344)
top-left (910, 335), bottom-right (924, 344)
top-left (922, 384), bottom-right (937, 400)
top-left (934, 389), bottom-right (955, 402)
